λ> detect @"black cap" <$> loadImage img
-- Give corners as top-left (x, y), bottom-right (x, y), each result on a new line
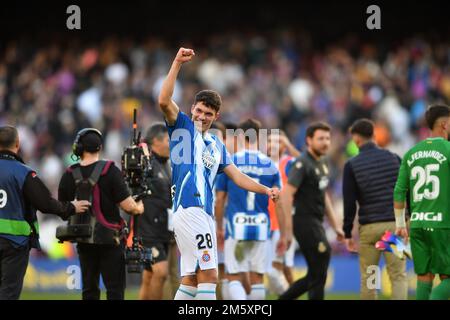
top-left (80, 131), bottom-right (102, 152)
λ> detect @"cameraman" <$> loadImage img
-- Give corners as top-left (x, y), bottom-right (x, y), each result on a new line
top-left (58, 128), bottom-right (144, 300)
top-left (138, 123), bottom-right (179, 300)
top-left (0, 125), bottom-right (90, 300)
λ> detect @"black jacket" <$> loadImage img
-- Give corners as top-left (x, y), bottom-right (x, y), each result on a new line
top-left (343, 142), bottom-right (401, 238)
top-left (139, 152), bottom-right (172, 242)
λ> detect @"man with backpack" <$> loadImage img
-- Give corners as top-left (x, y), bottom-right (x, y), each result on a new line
top-left (58, 128), bottom-right (144, 300)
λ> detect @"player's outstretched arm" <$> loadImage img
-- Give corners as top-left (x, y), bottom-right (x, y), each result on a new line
top-left (223, 163), bottom-right (275, 198)
top-left (158, 47), bottom-right (195, 125)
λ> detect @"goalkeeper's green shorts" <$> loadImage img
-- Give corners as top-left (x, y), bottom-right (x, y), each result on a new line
top-left (410, 228), bottom-right (450, 276)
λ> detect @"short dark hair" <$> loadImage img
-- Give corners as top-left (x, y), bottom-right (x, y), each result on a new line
top-left (0, 125), bottom-right (18, 149)
top-left (145, 122), bottom-right (168, 146)
top-left (306, 122), bottom-right (331, 139)
top-left (425, 104), bottom-right (450, 130)
top-left (80, 132), bottom-right (102, 152)
top-left (349, 119), bottom-right (374, 139)
top-left (239, 118), bottom-right (262, 144)
top-left (194, 90), bottom-right (222, 112)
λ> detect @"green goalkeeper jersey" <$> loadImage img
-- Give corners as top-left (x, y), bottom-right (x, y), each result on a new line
top-left (394, 137), bottom-right (450, 229)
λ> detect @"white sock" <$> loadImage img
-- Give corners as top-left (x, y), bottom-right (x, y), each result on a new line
top-left (228, 280), bottom-right (247, 300)
top-left (174, 284), bottom-right (197, 300)
top-left (195, 283), bottom-right (217, 300)
top-left (221, 279), bottom-right (230, 300)
top-left (267, 268), bottom-right (288, 295)
top-left (248, 284), bottom-right (266, 300)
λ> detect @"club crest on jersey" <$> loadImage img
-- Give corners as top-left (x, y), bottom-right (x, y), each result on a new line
top-left (202, 250), bottom-right (211, 262)
top-left (318, 241), bottom-right (327, 253)
top-left (318, 176), bottom-right (329, 190)
top-left (202, 151), bottom-right (216, 170)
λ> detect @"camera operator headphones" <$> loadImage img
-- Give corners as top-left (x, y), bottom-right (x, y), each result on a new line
top-left (72, 128), bottom-right (103, 158)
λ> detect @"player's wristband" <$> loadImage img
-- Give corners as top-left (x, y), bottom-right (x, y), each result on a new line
top-left (394, 208), bottom-right (406, 228)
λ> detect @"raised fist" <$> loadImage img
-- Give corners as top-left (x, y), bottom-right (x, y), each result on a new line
top-left (175, 47), bottom-right (195, 63)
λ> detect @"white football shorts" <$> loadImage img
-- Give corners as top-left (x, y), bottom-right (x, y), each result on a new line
top-left (224, 238), bottom-right (270, 274)
top-left (172, 206), bottom-right (218, 277)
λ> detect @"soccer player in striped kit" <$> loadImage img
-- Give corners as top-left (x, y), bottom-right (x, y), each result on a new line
top-left (215, 119), bottom-right (287, 300)
top-left (158, 48), bottom-right (281, 300)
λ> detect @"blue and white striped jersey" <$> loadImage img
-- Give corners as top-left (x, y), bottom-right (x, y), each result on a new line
top-left (216, 149), bottom-right (281, 241)
top-left (167, 111), bottom-right (233, 216)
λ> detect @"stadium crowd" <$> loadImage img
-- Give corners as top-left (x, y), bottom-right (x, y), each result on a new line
top-left (1, 29), bottom-right (449, 256)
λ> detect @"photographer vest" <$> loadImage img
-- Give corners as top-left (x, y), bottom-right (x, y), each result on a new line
top-left (63, 160), bottom-right (126, 245)
top-left (0, 153), bottom-right (39, 248)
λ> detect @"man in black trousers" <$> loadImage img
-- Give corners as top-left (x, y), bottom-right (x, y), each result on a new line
top-left (279, 122), bottom-right (344, 300)
top-left (58, 128), bottom-right (144, 300)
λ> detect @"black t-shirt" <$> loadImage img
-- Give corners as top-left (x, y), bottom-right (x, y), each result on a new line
top-left (58, 161), bottom-right (130, 224)
top-left (288, 151), bottom-right (330, 222)
top-left (139, 153), bottom-right (172, 243)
